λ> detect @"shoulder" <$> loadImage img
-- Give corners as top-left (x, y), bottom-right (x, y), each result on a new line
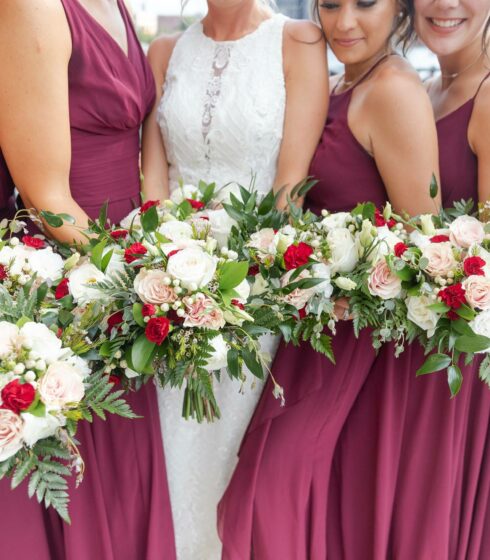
top-left (283, 19), bottom-right (324, 44)
top-left (470, 76), bottom-right (490, 150)
top-left (147, 33), bottom-right (182, 81)
top-left (282, 19), bottom-right (326, 74)
top-left (0, 0), bottom-right (65, 23)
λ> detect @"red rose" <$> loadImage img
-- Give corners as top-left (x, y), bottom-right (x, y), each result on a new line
top-left (231, 299), bottom-right (245, 310)
top-left (140, 200), bottom-right (160, 213)
top-left (248, 264), bottom-right (260, 276)
top-left (0, 265), bottom-right (7, 281)
top-left (167, 249), bottom-right (182, 259)
top-left (110, 229), bottom-right (129, 240)
top-left (55, 278), bottom-right (70, 300)
top-left (394, 242), bottom-right (408, 257)
top-left (145, 317), bottom-right (170, 345)
top-left (124, 242), bottom-right (147, 264)
top-left (142, 303), bottom-right (156, 317)
top-left (186, 198), bottom-right (205, 210)
top-left (107, 311), bottom-right (124, 333)
top-left (387, 218), bottom-right (397, 229)
top-left (439, 283), bottom-right (467, 310)
top-left (374, 209), bottom-right (386, 227)
top-left (463, 256), bottom-right (486, 277)
top-left (430, 235), bottom-right (450, 243)
top-left (22, 235), bottom-right (45, 249)
top-left (284, 242), bottom-right (314, 271)
top-left (1, 380), bottom-right (35, 414)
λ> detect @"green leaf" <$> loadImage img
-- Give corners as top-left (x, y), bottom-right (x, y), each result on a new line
top-left (98, 340), bottom-right (113, 358)
top-left (416, 353), bottom-right (452, 375)
top-left (227, 348), bottom-right (240, 379)
top-left (451, 319), bottom-right (475, 337)
top-left (395, 265), bottom-right (416, 281)
top-left (25, 400), bottom-right (46, 418)
top-left (429, 173), bottom-right (439, 199)
top-left (100, 248), bottom-right (114, 274)
top-left (98, 202), bottom-right (108, 229)
top-left (311, 334), bottom-right (335, 364)
top-left (141, 205), bottom-right (158, 233)
top-left (456, 304), bottom-right (476, 321)
top-left (131, 333), bottom-right (158, 373)
top-left (132, 303), bottom-right (146, 328)
top-left (58, 309), bottom-right (74, 327)
top-left (57, 213), bottom-right (76, 225)
top-left (447, 364), bottom-right (462, 396)
top-left (40, 211), bottom-right (63, 228)
top-left (242, 348), bottom-right (264, 379)
top-left (90, 239), bottom-right (107, 270)
top-left (200, 182), bottom-right (216, 204)
top-left (219, 261), bottom-right (249, 290)
top-left (454, 334), bottom-right (490, 353)
top-left (11, 454), bottom-right (37, 488)
top-left (257, 190), bottom-right (275, 215)
top-left (479, 355), bottom-right (490, 388)
top-left (428, 302), bottom-right (450, 313)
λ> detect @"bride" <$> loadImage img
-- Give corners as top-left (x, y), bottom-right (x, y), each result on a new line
top-left (142, 0), bottom-right (328, 557)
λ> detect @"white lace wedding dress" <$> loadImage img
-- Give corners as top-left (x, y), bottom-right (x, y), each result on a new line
top-left (157, 14), bottom-right (287, 559)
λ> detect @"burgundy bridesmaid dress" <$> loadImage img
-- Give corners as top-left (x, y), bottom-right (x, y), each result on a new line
top-left (218, 64), bottom-right (489, 559)
top-left (0, 2), bottom-right (176, 559)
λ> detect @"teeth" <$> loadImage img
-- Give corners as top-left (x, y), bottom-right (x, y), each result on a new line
top-left (431, 18), bottom-right (464, 28)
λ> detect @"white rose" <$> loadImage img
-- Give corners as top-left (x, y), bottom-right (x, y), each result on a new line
top-left (204, 334), bottom-right (230, 371)
top-left (275, 226), bottom-right (297, 254)
top-left (0, 322), bottom-right (20, 359)
top-left (368, 259), bottom-right (402, 300)
top-left (335, 277), bottom-right (357, 291)
top-left (134, 268), bottom-right (177, 305)
top-left (68, 263), bottom-right (106, 304)
top-left (248, 228), bottom-right (278, 260)
top-left (321, 212), bottom-right (351, 231)
top-left (409, 230), bottom-right (431, 249)
top-left (462, 275), bottom-right (490, 310)
top-left (420, 214), bottom-right (437, 236)
top-left (250, 274), bottom-right (269, 296)
top-left (327, 228), bottom-right (359, 273)
top-left (158, 221), bottom-right (194, 244)
top-left (406, 295), bottom-right (440, 337)
top-left (204, 209), bottom-right (237, 247)
top-left (38, 361), bottom-right (85, 409)
top-left (21, 412), bottom-right (63, 447)
top-left (421, 243), bottom-right (458, 278)
top-left (449, 215), bottom-right (485, 248)
top-left (170, 184), bottom-right (200, 205)
top-left (119, 208), bottom-right (141, 230)
top-left (166, 247), bottom-right (217, 289)
top-left (311, 263), bottom-right (333, 299)
top-left (469, 310), bottom-right (490, 353)
top-left (0, 409), bottom-right (24, 461)
top-left (233, 279), bottom-right (251, 303)
top-left (0, 245), bottom-right (29, 277)
top-left (368, 226), bottom-right (403, 263)
top-left (27, 248), bottom-right (64, 282)
top-left (19, 322), bottom-right (63, 364)
top-left (66, 355), bottom-right (91, 379)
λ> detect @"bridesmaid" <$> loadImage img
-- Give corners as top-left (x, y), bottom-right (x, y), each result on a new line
top-left (0, 1), bottom-right (175, 558)
top-left (218, 0), bottom-right (443, 558)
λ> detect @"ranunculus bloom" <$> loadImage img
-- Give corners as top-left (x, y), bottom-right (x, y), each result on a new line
top-left (124, 242), bottom-right (147, 264)
top-left (430, 235), bottom-right (450, 243)
top-left (368, 259), bottom-right (402, 300)
top-left (462, 275), bottom-right (490, 310)
top-left (145, 317), bottom-right (171, 345)
top-left (107, 311), bottom-right (124, 333)
top-left (463, 256), bottom-right (486, 277)
top-left (0, 265), bottom-right (7, 281)
top-left (55, 278), bottom-right (70, 300)
top-left (394, 242), bottom-right (408, 257)
top-left (284, 242), bottom-right (313, 270)
top-left (439, 283), bottom-right (467, 310)
top-left (110, 229), bottom-right (129, 240)
top-left (186, 198), bottom-right (205, 210)
top-left (0, 409), bottom-right (24, 461)
top-left (1, 380), bottom-right (36, 414)
top-left (421, 242), bottom-right (457, 278)
top-left (140, 200), bottom-right (160, 213)
top-left (134, 268), bottom-right (177, 305)
top-left (22, 235), bottom-right (45, 249)
top-left (183, 295), bottom-right (226, 329)
top-left (449, 215), bottom-right (485, 248)
top-left (38, 362), bottom-right (85, 409)
top-left (142, 303), bottom-right (156, 317)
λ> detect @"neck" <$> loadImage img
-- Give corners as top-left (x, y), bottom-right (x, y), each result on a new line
top-left (202, 1), bottom-right (271, 41)
top-left (343, 47), bottom-right (390, 86)
top-left (438, 34), bottom-right (487, 89)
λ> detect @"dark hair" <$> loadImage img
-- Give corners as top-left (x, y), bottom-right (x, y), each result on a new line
top-left (311, 0), bottom-right (412, 52)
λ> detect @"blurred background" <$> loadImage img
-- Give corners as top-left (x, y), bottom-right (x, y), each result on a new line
top-left (127, 0), bottom-right (439, 79)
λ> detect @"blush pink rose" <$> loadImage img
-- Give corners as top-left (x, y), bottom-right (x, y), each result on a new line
top-left (183, 295), bottom-right (225, 329)
top-left (38, 362), bottom-right (85, 409)
top-left (280, 269), bottom-right (316, 310)
top-left (449, 215), bottom-right (485, 249)
top-left (368, 259), bottom-right (402, 300)
top-left (0, 409), bottom-right (24, 461)
top-left (134, 269), bottom-right (177, 305)
top-left (421, 242), bottom-right (458, 278)
top-left (462, 275), bottom-right (490, 310)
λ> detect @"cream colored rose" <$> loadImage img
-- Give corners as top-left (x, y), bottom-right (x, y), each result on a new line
top-left (421, 242), bottom-right (458, 277)
top-left (204, 209), bottom-right (237, 248)
top-left (38, 362), bottom-right (85, 409)
top-left (27, 248), bottom-right (64, 282)
top-left (134, 268), bottom-right (177, 305)
top-left (321, 212), bottom-right (351, 231)
top-left (204, 334), bottom-right (230, 371)
top-left (0, 409), bottom-right (24, 461)
top-left (469, 310), bottom-right (490, 353)
top-left (183, 295), bottom-right (225, 329)
top-left (21, 412), bottom-right (64, 447)
top-left (247, 228), bottom-right (278, 261)
top-left (166, 247), bottom-right (217, 289)
top-left (19, 322), bottom-right (63, 364)
top-left (327, 228), bottom-right (359, 273)
top-left (406, 295), bottom-right (440, 336)
top-left (0, 322), bottom-right (20, 359)
top-left (462, 275), bottom-right (490, 310)
top-left (368, 226), bottom-right (403, 263)
top-left (368, 259), bottom-right (402, 300)
top-left (158, 221), bottom-right (194, 244)
top-left (449, 215), bottom-right (485, 248)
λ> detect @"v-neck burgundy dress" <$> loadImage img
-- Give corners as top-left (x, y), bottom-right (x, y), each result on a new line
top-left (0, 2), bottom-right (176, 559)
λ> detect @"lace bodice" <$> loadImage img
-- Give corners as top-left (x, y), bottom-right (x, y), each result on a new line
top-left (158, 14), bottom-right (287, 195)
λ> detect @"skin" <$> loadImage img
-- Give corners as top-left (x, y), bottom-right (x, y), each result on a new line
top-left (317, 0), bottom-right (441, 317)
top-left (141, 0), bottom-right (329, 208)
top-left (414, 0), bottom-right (490, 203)
top-left (0, 0), bottom-right (128, 243)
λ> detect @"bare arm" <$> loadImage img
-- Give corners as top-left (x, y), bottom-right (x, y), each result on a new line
top-left (274, 21), bottom-right (329, 208)
top-left (141, 35), bottom-right (180, 201)
top-left (469, 82), bottom-right (490, 204)
top-left (0, 0), bottom-right (91, 243)
top-left (367, 69), bottom-right (441, 216)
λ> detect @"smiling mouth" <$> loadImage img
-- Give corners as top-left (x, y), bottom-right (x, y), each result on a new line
top-left (335, 38), bottom-right (363, 46)
top-left (428, 18), bottom-right (465, 29)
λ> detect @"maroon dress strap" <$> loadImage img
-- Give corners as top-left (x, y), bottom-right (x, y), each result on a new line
top-left (331, 53), bottom-right (393, 96)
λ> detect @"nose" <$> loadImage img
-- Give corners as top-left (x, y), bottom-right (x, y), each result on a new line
top-left (432, 0), bottom-right (460, 10)
top-left (336, 5), bottom-right (357, 32)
